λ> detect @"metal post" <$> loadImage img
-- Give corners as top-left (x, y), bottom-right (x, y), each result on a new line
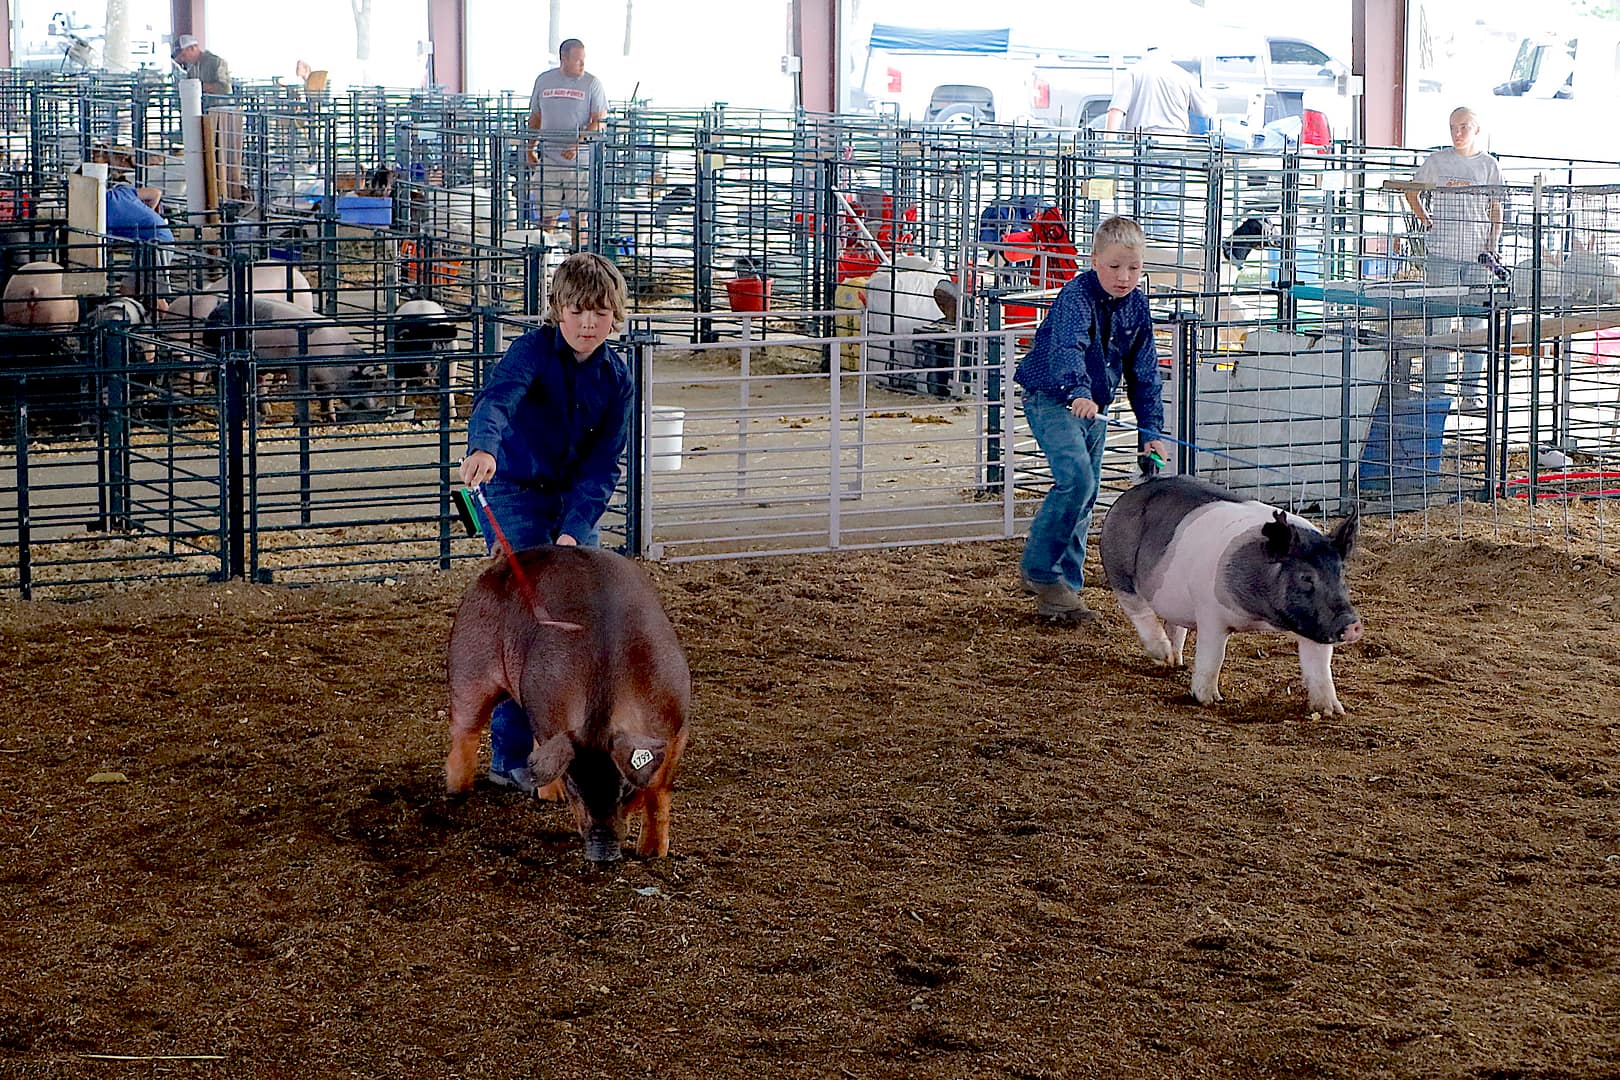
top-left (523, 246), bottom-right (544, 316)
top-left (1339, 329), bottom-right (1353, 506)
top-left (828, 320), bottom-right (842, 548)
top-left (222, 255), bottom-right (252, 581)
top-left (1280, 149), bottom-right (1301, 330)
top-left (1527, 180), bottom-right (1544, 505)
top-left (695, 139), bottom-right (716, 341)
top-left (626, 338), bottom-right (648, 557)
top-left (1001, 328), bottom-right (1016, 538)
top-left (985, 297), bottom-right (1004, 487)
top-left (105, 325), bottom-right (132, 531)
top-left (438, 350), bottom-right (454, 569)
top-left (296, 325), bottom-right (312, 526)
top-left (15, 383), bottom-right (30, 599)
top-left (1177, 313), bottom-right (1199, 476)
top-left (320, 116), bottom-right (339, 315)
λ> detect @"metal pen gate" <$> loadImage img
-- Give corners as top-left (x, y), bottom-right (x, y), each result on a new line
top-left (626, 309), bottom-right (1025, 560)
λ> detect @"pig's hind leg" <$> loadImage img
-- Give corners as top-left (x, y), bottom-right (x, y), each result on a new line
top-left (626, 784), bottom-right (672, 859)
top-left (445, 680), bottom-right (505, 794)
top-left (631, 724), bottom-right (688, 859)
top-left (1115, 590), bottom-right (1184, 668)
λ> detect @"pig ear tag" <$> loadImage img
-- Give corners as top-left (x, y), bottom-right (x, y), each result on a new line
top-left (630, 748), bottom-right (655, 771)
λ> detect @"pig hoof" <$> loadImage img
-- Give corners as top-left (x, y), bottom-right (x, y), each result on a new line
top-left (585, 837), bottom-right (623, 863)
top-left (1191, 682), bottom-right (1222, 705)
top-left (1310, 697), bottom-right (1345, 716)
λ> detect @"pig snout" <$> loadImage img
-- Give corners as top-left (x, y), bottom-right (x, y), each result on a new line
top-left (584, 830), bottom-right (623, 864)
top-left (1336, 616), bottom-right (1364, 645)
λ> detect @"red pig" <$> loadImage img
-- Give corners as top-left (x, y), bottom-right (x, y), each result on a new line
top-left (445, 546), bottom-right (690, 862)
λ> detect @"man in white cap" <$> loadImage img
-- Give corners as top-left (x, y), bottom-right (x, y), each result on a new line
top-left (173, 34), bottom-right (231, 95)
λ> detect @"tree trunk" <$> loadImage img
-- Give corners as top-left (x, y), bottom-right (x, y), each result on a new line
top-left (548, 0), bottom-right (562, 57)
top-left (103, 0), bottom-right (131, 72)
top-left (623, 0), bottom-right (633, 55)
top-left (352, 0), bottom-right (373, 62)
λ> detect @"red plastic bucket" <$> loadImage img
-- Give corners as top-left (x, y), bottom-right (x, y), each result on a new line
top-left (725, 276), bottom-right (772, 312)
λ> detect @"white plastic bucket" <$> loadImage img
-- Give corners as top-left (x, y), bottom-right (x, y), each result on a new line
top-left (650, 406), bottom-right (685, 472)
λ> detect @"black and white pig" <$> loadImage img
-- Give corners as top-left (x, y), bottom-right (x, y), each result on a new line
top-left (203, 297), bottom-right (386, 420)
top-left (391, 298), bottom-right (459, 386)
top-left (1100, 475), bottom-right (1363, 715)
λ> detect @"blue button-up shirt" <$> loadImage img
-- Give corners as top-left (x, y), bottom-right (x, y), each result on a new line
top-left (465, 323), bottom-right (633, 542)
top-left (1013, 270), bottom-right (1164, 441)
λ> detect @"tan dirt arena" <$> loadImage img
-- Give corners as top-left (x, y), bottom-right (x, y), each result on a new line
top-left (0, 531), bottom-right (1617, 1078)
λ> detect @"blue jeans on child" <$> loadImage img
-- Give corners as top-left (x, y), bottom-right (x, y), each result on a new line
top-left (1019, 392), bottom-right (1109, 593)
top-left (476, 479), bottom-right (600, 778)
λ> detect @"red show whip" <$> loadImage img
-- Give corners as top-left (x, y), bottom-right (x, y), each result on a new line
top-left (459, 483), bottom-right (583, 632)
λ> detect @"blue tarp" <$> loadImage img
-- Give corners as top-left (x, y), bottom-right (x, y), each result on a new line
top-left (868, 24), bottom-right (1010, 54)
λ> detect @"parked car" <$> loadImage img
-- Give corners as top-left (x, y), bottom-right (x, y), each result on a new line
top-left (1483, 20), bottom-right (1620, 158)
top-left (852, 24), bottom-right (1042, 124)
top-left (1210, 89), bottom-right (1335, 153)
top-left (1266, 36), bottom-right (1350, 94)
top-left (1029, 31), bottom-right (1350, 135)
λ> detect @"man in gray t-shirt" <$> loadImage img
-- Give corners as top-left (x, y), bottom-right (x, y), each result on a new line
top-left (1104, 48), bottom-right (1216, 241)
top-left (1105, 49), bottom-right (1216, 136)
top-left (527, 38), bottom-right (608, 241)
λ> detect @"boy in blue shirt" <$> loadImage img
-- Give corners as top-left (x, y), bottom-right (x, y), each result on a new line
top-left (1015, 216), bottom-right (1169, 623)
top-left (457, 252), bottom-right (633, 790)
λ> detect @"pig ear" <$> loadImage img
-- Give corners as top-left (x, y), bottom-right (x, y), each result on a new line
top-left (1330, 505), bottom-right (1360, 559)
top-left (1261, 510), bottom-right (1295, 559)
top-left (611, 735), bottom-right (667, 788)
top-left (528, 732), bottom-right (575, 786)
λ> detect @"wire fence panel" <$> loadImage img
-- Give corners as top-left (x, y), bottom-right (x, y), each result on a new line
top-left (0, 330), bottom-right (229, 597)
top-left (3, 82), bottom-right (1617, 594)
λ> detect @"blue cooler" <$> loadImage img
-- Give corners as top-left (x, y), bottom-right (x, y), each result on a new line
top-left (336, 195), bottom-right (391, 226)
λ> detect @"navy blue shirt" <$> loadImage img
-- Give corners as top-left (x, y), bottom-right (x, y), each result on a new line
top-left (1013, 270), bottom-right (1164, 441)
top-left (465, 323), bottom-right (633, 542)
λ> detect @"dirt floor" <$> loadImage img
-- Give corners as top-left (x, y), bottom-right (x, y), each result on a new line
top-left (0, 532), bottom-right (1617, 1079)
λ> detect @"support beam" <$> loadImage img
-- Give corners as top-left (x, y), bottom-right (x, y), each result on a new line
top-left (171, 0), bottom-right (204, 43)
top-left (1353, 0), bottom-right (1405, 146)
top-left (425, 0), bottom-right (465, 94)
top-left (1, 0), bottom-right (11, 68)
top-left (791, 0), bottom-right (837, 114)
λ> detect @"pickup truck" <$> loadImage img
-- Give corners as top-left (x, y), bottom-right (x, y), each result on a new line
top-left (1028, 32), bottom-right (1349, 135)
top-left (851, 24), bottom-right (1043, 124)
top-left (1484, 22), bottom-right (1620, 159)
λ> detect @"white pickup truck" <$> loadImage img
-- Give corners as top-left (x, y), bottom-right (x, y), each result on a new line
top-left (850, 24), bottom-right (1044, 124)
top-left (1030, 32), bottom-right (1350, 136)
top-left (850, 24), bottom-right (1350, 145)
top-left (1485, 22), bottom-right (1620, 160)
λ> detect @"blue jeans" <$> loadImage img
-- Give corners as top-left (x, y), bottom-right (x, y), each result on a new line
top-left (1020, 392), bottom-right (1109, 593)
top-left (1423, 257), bottom-right (1490, 399)
top-left (478, 479), bottom-right (599, 775)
